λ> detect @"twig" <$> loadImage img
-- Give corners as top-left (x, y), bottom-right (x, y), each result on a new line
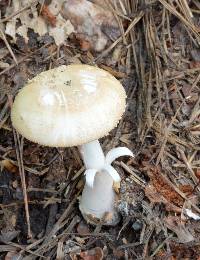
top-left (0, 27), bottom-right (18, 65)
top-left (177, 148), bottom-right (199, 184)
top-left (7, 242), bottom-right (46, 258)
top-left (0, 42), bottom-right (52, 76)
top-left (120, 161), bottom-right (146, 187)
top-left (13, 130), bottom-right (32, 238)
top-left (159, 0), bottom-right (200, 42)
top-left (42, 192), bottom-right (80, 244)
top-left (95, 11), bottom-right (144, 62)
top-left (150, 234), bottom-right (173, 257)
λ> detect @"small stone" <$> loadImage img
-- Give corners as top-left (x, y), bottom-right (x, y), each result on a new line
top-left (77, 221), bottom-right (90, 235)
top-left (132, 219), bottom-right (143, 231)
top-left (118, 201), bottom-right (129, 216)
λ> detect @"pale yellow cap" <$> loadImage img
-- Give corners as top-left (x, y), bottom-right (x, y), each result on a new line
top-left (11, 64), bottom-right (126, 147)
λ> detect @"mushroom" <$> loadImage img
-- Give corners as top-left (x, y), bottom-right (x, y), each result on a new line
top-left (11, 64), bottom-right (133, 225)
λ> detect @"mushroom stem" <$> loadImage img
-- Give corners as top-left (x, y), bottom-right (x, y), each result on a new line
top-left (79, 139), bottom-right (120, 225)
top-left (79, 140), bottom-right (105, 169)
top-left (79, 169), bottom-right (119, 225)
top-left (79, 139), bottom-right (134, 225)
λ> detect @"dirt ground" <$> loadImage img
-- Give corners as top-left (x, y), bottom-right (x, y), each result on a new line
top-left (0, 0), bottom-right (200, 259)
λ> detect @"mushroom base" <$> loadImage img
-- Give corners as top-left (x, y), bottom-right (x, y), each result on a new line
top-left (79, 170), bottom-right (120, 226)
top-left (79, 208), bottom-right (120, 226)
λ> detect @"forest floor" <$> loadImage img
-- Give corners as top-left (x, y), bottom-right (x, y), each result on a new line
top-left (0, 0), bottom-right (200, 259)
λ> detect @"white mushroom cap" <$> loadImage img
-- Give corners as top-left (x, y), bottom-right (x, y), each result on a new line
top-left (11, 64), bottom-right (126, 147)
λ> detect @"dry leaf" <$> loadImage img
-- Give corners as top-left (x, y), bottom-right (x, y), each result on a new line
top-left (80, 247), bottom-right (103, 260)
top-left (179, 184), bottom-right (193, 196)
top-left (48, 0), bottom-right (65, 16)
top-left (0, 48), bottom-right (9, 59)
top-left (1, 160), bottom-right (18, 173)
top-left (0, 61), bottom-right (10, 69)
top-left (164, 216), bottom-right (194, 243)
top-left (145, 184), bottom-right (182, 213)
top-left (100, 64), bottom-right (126, 78)
top-left (77, 221), bottom-right (90, 235)
top-left (143, 163), bottom-right (183, 207)
top-left (61, 0), bottom-right (120, 51)
top-left (41, 4), bottom-right (57, 27)
top-left (78, 38), bottom-right (92, 51)
top-left (4, 0), bottom-right (73, 46)
top-left (5, 20), bottom-right (16, 41)
top-left (113, 248), bottom-right (124, 258)
top-left (0, 230), bottom-right (20, 243)
top-left (29, 16), bottom-right (48, 37)
top-left (4, 0), bottom-right (47, 43)
top-left (195, 169), bottom-right (200, 181)
top-left (49, 14), bottom-right (74, 46)
top-left (169, 241), bottom-right (200, 259)
top-left (189, 61), bottom-right (200, 69)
